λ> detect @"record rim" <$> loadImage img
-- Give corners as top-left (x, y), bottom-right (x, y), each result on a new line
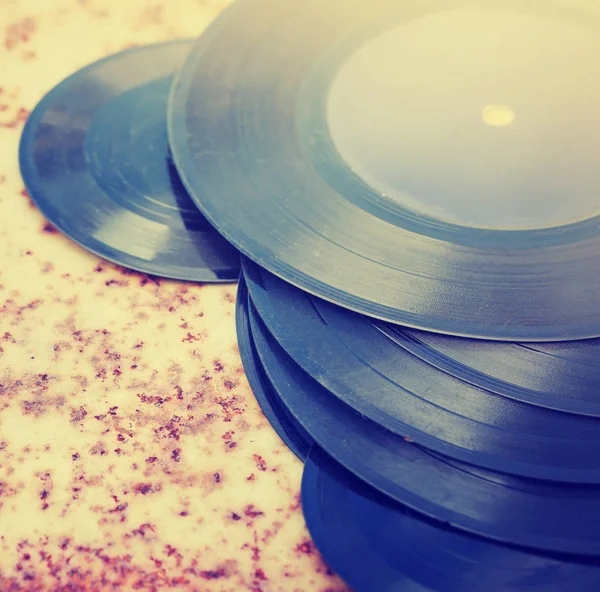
top-left (248, 308), bottom-right (600, 557)
top-left (301, 445), bottom-right (428, 592)
top-left (377, 323), bottom-right (600, 418)
top-left (19, 39), bottom-right (240, 283)
top-left (302, 445), bottom-right (600, 592)
top-left (243, 257), bottom-right (600, 484)
top-left (236, 275), bottom-right (312, 461)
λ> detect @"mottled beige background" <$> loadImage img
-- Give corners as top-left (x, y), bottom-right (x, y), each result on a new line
top-left (0, 1), bottom-right (349, 590)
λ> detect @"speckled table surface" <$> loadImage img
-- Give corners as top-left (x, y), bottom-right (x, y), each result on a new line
top-left (0, 2), bottom-right (349, 590)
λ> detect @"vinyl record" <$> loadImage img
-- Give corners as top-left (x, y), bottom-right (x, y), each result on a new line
top-left (303, 446), bottom-right (600, 592)
top-left (236, 275), bottom-right (312, 460)
top-left (20, 40), bottom-right (240, 282)
top-left (247, 305), bottom-right (600, 557)
top-left (378, 324), bottom-right (600, 418)
top-left (244, 258), bottom-right (600, 483)
top-left (169, 0), bottom-right (600, 340)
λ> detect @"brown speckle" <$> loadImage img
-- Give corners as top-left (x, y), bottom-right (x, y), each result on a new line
top-left (199, 568), bottom-right (226, 580)
top-left (20, 188), bottom-right (35, 208)
top-left (42, 221), bottom-right (58, 234)
top-left (139, 274), bottom-right (161, 287)
top-left (296, 540), bottom-right (314, 555)
top-left (0, 107), bottom-right (29, 128)
top-left (70, 406), bottom-right (87, 423)
top-left (252, 454), bottom-right (267, 472)
top-left (244, 505), bottom-right (264, 519)
top-left (133, 483), bottom-right (155, 495)
top-left (90, 442), bottom-right (107, 456)
top-left (5, 18), bottom-right (36, 50)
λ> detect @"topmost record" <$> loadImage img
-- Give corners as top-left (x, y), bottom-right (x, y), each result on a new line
top-left (169, 0), bottom-right (600, 341)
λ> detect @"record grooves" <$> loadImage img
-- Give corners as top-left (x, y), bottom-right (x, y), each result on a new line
top-left (243, 258), bottom-right (600, 484)
top-left (247, 298), bottom-right (600, 557)
top-left (20, 40), bottom-right (240, 282)
top-left (16, 5), bottom-right (600, 592)
top-left (169, 0), bottom-right (600, 340)
top-left (302, 446), bottom-right (600, 592)
top-left (378, 323), bottom-right (600, 417)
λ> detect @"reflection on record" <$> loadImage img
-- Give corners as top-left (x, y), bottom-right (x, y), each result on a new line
top-left (303, 446), bottom-right (600, 592)
top-left (20, 40), bottom-right (240, 282)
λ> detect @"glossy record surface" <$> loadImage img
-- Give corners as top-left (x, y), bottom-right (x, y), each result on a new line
top-left (303, 446), bottom-right (600, 592)
top-left (247, 301), bottom-right (600, 557)
top-left (379, 324), bottom-right (600, 417)
top-left (235, 276), bottom-right (311, 461)
top-left (20, 40), bottom-right (240, 282)
top-left (244, 258), bottom-right (600, 483)
top-left (169, 0), bottom-right (600, 339)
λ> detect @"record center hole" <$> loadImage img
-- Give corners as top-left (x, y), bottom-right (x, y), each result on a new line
top-left (482, 105), bottom-right (516, 127)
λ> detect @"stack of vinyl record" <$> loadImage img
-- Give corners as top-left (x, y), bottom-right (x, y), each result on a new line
top-left (19, 1), bottom-right (600, 590)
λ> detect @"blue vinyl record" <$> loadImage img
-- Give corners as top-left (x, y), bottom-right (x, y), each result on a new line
top-left (243, 258), bottom-right (600, 484)
top-left (378, 324), bottom-right (600, 418)
top-left (19, 40), bottom-right (240, 282)
top-left (303, 446), bottom-right (600, 592)
top-left (246, 300), bottom-right (600, 557)
top-left (170, 0), bottom-right (600, 340)
top-left (236, 275), bottom-right (311, 460)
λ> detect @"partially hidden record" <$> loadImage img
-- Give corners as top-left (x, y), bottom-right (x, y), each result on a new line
top-left (170, 0), bottom-right (600, 340)
top-left (244, 258), bottom-right (600, 484)
top-left (20, 40), bottom-right (240, 282)
top-left (378, 324), bottom-right (600, 418)
top-left (247, 298), bottom-right (600, 557)
top-left (303, 446), bottom-right (600, 592)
